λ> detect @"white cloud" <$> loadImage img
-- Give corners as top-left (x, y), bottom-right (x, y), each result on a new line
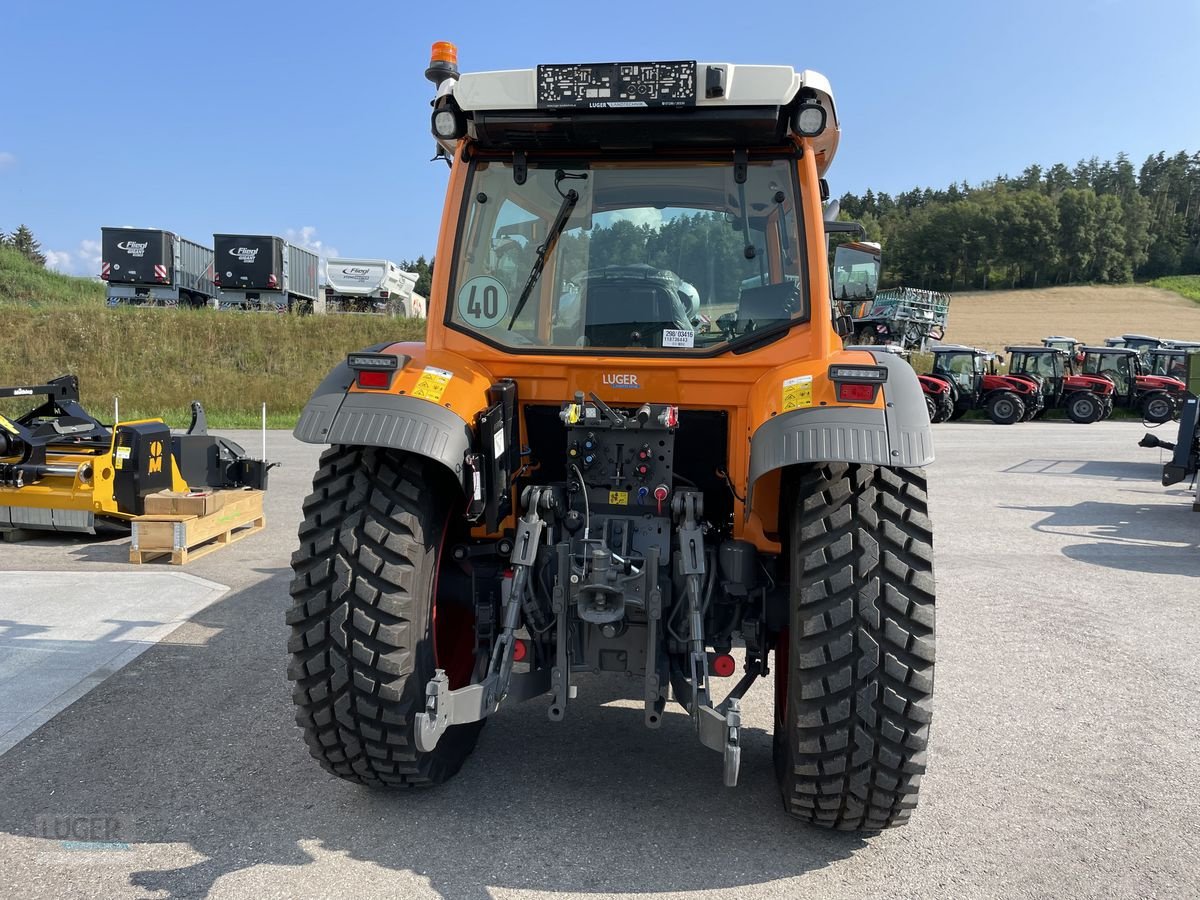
top-left (0, 152), bottom-right (15, 170)
top-left (284, 226), bottom-right (340, 282)
top-left (45, 238), bottom-right (102, 277)
top-left (606, 207), bottom-right (664, 230)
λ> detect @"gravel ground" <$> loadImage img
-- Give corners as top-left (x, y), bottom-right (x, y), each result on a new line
top-left (0, 421), bottom-right (1196, 900)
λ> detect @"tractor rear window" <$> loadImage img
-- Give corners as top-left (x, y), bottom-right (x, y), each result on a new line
top-left (447, 158), bottom-right (805, 353)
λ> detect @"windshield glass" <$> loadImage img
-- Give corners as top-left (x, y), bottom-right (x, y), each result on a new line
top-left (447, 158), bottom-right (804, 352)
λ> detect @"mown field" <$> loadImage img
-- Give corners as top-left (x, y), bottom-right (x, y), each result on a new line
top-left (943, 282), bottom-right (1200, 352)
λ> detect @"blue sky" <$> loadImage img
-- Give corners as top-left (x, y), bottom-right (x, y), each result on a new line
top-left (1, 0), bottom-right (1196, 277)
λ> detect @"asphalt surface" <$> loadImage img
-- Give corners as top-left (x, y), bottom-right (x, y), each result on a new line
top-left (0, 422), bottom-right (1197, 899)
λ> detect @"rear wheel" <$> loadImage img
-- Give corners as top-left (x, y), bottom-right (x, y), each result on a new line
top-left (1141, 391), bottom-right (1174, 424)
top-left (985, 391), bottom-right (1023, 425)
top-left (775, 463), bottom-right (935, 830)
top-left (287, 446), bottom-right (483, 787)
top-left (1066, 392), bottom-right (1103, 424)
top-left (924, 395), bottom-right (937, 421)
top-left (935, 396), bottom-right (954, 423)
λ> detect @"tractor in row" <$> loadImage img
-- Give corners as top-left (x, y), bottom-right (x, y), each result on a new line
top-left (922, 345), bottom-right (1041, 424)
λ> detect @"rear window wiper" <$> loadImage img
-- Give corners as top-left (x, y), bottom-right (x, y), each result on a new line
top-left (507, 170), bottom-right (586, 330)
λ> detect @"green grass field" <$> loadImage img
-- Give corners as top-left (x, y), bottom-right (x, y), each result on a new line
top-left (1149, 275), bottom-right (1200, 304)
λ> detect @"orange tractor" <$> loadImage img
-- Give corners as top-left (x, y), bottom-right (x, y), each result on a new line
top-left (287, 45), bottom-right (936, 830)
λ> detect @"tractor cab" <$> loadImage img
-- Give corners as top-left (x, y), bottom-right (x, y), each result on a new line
top-left (1149, 346), bottom-right (1198, 380)
top-left (1005, 345), bottom-right (1115, 422)
top-left (1041, 336), bottom-right (1080, 356)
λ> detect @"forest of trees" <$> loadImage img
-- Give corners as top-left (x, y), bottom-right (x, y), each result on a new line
top-left (838, 150), bottom-right (1200, 291)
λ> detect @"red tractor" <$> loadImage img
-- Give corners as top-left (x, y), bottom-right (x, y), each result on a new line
top-left (927, 345), bottom-right (1040, 424)
top-left (1078, 346), bottom-right (1187, 423)
top-left (1004, 346), bottom-right (1116, 424)
top-left (859, 344), bottom-right (954, 422)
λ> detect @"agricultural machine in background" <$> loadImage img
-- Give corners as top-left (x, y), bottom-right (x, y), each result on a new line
top-left (287, 45), bottom-right (937, 831)
top-left (1078, 346), bottom-right (1186, 423)
top-left (0, 376), bottom-right (271, 534)
top-left (1005, 346), bottom-right (1116, 423)
top-left (101, 227), bottom-right (218, 309)
top-left (839, 280), bottom-right (950, 351)
top-left (925, 345), bottom-right (1040, 424)
top-left (1042, 336), bottom-right (1081, 355)
top-left (864, 344), bottom-right (954, 422)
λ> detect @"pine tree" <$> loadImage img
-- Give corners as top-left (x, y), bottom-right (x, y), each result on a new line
top-left (7, 224), bottom-right (46, 267)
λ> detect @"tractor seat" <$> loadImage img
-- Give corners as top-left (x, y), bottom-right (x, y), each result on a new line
top-left (583, 281), bottom-right (690, 348)
top-left (735, 282), bottom-right (799, 335)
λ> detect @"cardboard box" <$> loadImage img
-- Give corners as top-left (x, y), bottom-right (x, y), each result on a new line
top-left (142, 489), bottom-right (238, 517)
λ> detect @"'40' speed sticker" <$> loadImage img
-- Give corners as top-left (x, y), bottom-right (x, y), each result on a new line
top-left (457, 275), bottom-right (509, 328)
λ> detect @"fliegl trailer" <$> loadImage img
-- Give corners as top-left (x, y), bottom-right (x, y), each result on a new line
top-left (325, 258), bottom-right (425, 317)
top-left (213, 235), bottom-right (323, 313)
top-left (287, 44), bottom-right (935, 831)
top-left (101, 227), bottom-right (218, 308)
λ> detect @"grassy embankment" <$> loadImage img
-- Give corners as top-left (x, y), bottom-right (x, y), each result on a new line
top-left (0, 247), bottom-right (424, 428)
top-left (1148, 275), bottom-right (1200, 304)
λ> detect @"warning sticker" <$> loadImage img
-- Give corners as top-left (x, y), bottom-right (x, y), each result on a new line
top-left (782, 375), bottom-right (813, 411)
top-left (661, 329), bottom-right (695, 349)
top-left (412, 366), bottom-right (454, 403)
top-left (608, 490), bottom-right (629, 506)
top-left (115, 446), bottom-right (132, 460)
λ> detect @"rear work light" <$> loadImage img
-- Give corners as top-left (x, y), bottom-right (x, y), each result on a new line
top-left (829, 363), bottom-right (887, 404)
top-left (347, 351), bottom-right (402, 390)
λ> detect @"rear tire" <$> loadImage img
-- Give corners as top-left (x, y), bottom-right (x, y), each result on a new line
top-left (1066, 392), bottom-right (1103, 424)
top-left (1141, 391), bottom-right (1174, 424)
top-left (985, 391), bottom-right (1023, 425)
top-left (935, 397), bottom-right (953, 423)
top-left (924, 395), bottom-right (937, 421)
top-left (775, 463), bottom-right (935, 830)
top-left (287, 446), bottom-right (483, 787)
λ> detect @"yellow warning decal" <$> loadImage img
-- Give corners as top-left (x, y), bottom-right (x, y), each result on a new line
top-left (782, 375), bottom-right (814, 412)
top-left (411, 366), bottom-right (454, 403)
top-left (0, 414), bottom-right (16, 434)
top-left (608, 490), bottom-right (629, 506)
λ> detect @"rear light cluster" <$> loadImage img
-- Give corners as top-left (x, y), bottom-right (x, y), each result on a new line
top-left (347, 351), bottom-right (401, 390)
top-left (829, 364), bottom-right (888, 404)
top-left (267, 274), bottom-right (278, 289)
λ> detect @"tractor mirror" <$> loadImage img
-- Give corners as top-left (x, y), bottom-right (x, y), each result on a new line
top-left (832, 242), bottom-right (881, 302)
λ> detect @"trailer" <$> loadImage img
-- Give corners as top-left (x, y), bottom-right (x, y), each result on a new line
top-left (101, 227), bottom-right (217, 308)
top-left (212, 235), bottom-right (323, 313)
top-left (324, 258), bottom-right (423, 317)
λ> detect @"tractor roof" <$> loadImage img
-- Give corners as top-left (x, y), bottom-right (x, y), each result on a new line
top-left (1163, 340), bottom-right (1200, 349)
top-left (1007, 345), bottom-right (1065, 353)
top-left (442, 61), bottom-right (840, 170)
top-left (1081, 346), bottom-right (1138, 355)
top-left (1042, 335), bottom-right (1079, 342)
top-left (931, 344), bottom-right (983, 353)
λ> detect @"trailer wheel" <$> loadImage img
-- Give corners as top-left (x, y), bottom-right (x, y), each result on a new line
top-left (985, 391), bottom-right (1023, 425)
top-left (287, 445), bottom-right (483, 787)
top-left (775, 463), bottom-right (935, 830)
top-left (1066, 391), bottom-right (1103, 424)
top-left (1141, 391), bottom-right (1174, 424)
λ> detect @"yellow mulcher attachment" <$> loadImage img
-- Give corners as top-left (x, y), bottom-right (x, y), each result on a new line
top-left (0, 375), bottom-right (272, 534)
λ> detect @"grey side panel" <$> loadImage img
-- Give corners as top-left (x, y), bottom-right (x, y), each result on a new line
top-left (749, 407), bottom-right (893, 487)
top-left (0, 506), bottom-right (95, 533)
top-left (747, 350), bottom-right (935, 493)
top-left (325, 393), bottom-right (471, 476)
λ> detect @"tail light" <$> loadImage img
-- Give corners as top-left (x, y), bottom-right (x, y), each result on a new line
top-left (379, 290), bottom-right (390, 299)
top-left (267, 274), bottom-right (278, 289)
top-left (213, 273), bottom-right (220, 285)
top-left (829, 364), bottom-right (888, 404)
top-left (347, 351), bottom-right (401, 390)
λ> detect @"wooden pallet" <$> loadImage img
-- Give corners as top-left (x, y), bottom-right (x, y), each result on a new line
top-left (129, 490), bottom-right (265, 565)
